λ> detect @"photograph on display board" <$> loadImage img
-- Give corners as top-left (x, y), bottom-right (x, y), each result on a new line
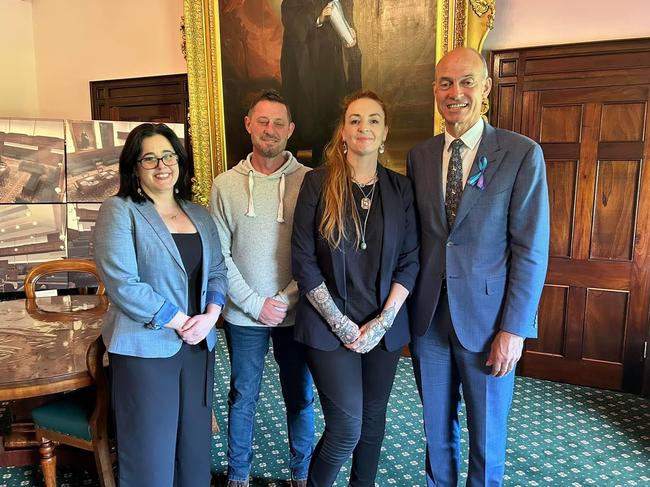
top-left (69, 121), bottom-right (97, 152)
top-left (67, 203), bottom-right (100, 260)
top-left (0, 204), bottom-right (67, 295)
top-left (0, 119), bottom-right (66, 204)
top-left (66, 203), bottom-right (101, 289)
top-left (66, 120), bottom-right (186, 203)
top-left (218, 0), bottom-right (436, 171)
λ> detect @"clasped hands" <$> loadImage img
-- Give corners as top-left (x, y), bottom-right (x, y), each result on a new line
top-left (166, 308), bottom-right (221, 345)
top-left (335, 312), bottom-right (392, 354)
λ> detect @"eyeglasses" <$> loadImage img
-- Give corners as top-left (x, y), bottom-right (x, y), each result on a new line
top-left (138, 153), bottom-right (179, 170)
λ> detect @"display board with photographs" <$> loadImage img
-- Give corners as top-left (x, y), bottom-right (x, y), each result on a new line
top-left (0, 119), bottom-right (185, 298)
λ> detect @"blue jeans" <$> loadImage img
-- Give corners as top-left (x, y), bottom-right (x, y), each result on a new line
top-left (224, 322), bottom-right (315, 482)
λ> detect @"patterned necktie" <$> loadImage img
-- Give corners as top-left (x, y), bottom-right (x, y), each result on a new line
top-left (445, 139), bottom-right (464, 228)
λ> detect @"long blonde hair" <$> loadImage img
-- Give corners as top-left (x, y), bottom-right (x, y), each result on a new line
top-left (319, 91), bottom-right (389, 248)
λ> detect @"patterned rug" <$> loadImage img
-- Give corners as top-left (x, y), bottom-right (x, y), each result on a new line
top-left (1, 331), bottom-right (649, 486)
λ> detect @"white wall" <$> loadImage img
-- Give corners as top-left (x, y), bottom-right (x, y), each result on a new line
top-left (3, 0), bottom-right (648, 119)
top-left (484, 0), bottom-right (650, 50)
top-left (0, 0), bottom-right (186, 120)
top-left (0, 0), bottom-right (39, 117)
top-left (32, 0), bottom-right (186, 119)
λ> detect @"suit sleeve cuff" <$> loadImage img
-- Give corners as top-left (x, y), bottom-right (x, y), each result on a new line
top-left (149, 301), bottom-right (180, 329)
top-left (207, 291), bottom-right (226, 308)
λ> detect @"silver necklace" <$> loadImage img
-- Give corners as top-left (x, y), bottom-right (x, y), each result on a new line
top-left (354, 178), bottom-right (377, 210)
top-left (352, 181), bottom-right (377, 250)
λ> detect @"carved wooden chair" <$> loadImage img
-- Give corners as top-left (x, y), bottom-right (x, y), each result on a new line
top-left (24, 258), bottom-right (105, 297)
top-left (31, 336), bottom-right (115, 487)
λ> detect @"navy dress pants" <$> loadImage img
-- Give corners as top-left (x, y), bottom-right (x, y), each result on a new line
top-left (109, 341), bottom-right (215, 487)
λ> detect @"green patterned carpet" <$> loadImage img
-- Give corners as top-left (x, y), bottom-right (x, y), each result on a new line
top-left (1, 331), bottom-right (649, 486)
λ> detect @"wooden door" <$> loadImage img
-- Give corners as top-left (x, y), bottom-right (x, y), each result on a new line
top-left (90, 74), bottom-right (188, 125)
top-left (520, 86), bottom-right (650, 391)
top-left (490, 40), bottom-right (650, 393)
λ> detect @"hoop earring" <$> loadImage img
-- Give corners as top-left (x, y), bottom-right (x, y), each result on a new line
top-left (379, 142), bottom-right (385, 154)
top-left (342, 141), bottom-right (348, 154)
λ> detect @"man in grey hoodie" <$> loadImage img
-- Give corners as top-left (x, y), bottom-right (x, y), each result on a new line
top-left (210, 90), bottom-right (314, 487)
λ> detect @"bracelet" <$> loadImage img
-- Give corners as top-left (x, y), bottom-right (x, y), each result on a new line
top-left (376, 312), bottom-right (392, 331)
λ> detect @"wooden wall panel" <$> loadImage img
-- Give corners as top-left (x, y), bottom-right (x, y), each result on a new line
top-left (108, 104), bottom-right (182, 124)
top-left (490, 38), bottom-right (650, 394)
top-left (523, 51), bottom-right (650, 76)
top-left (540, 105), bottom-right (583, 143)
top-left (496, 85), bottom-right (516, 130)
top-left (546, 160), bottom-right (577, 257)
top-left (528, 285), bottom-right (568, 355)
top-left (600, 103), bottom-right (646, 142)
top-left (590, 160), bottom-right (640, 261)
top-left (584, 289), bottom-right (628, 363)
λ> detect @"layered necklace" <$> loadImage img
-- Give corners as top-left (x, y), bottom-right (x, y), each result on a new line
top-left (352, 173), bottom-right (378, 250)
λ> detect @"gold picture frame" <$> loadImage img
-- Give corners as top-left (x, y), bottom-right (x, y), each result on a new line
top-left (183, 0), bottom-right (495, 204)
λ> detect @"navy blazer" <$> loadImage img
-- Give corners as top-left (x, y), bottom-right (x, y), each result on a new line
top-left (94, 196), bottom-right (228, 358)
top-left (292, 165), bottom-right (419, 351)
top-left (407, 123), bottom-right (550, 352)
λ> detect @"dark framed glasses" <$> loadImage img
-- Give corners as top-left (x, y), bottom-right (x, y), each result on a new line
top-left (138, 153), bottom-right (178, 169)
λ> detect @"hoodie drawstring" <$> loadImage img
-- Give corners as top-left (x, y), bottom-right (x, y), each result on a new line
top-left (246, 170), bottom-right (256, 217)
top-left (246, 170), bottom-right (286, 223)
top-left (277, 173), bottom-right (286, 223)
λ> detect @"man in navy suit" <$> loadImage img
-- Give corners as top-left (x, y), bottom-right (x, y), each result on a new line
top-left (407, 47), bottom-right (550, 486)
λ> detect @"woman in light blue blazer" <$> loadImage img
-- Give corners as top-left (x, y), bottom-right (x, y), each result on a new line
top-left (94, 123), bottom-right (228, 487)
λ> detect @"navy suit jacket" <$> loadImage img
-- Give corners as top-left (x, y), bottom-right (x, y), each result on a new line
top-left (94, 196), bottom-right (228, 358)
top-left (292, 165), bottom-right (420, 351)
top-left (407, 123), bottom-right (549, 352)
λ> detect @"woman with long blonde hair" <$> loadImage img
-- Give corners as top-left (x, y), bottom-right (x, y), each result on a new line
top-left (292, 91), bottom-right (419, 486)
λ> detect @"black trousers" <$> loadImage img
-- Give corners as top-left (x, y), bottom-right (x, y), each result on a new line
top-left (109, 342), bottom-right (215, 487)
top-left (305, 344), bottom-right (401, 487)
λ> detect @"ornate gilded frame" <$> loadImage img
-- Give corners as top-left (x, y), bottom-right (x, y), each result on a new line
top-left (183, 0), bottom-right (495, 204)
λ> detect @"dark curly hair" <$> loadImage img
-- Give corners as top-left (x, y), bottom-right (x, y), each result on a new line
top-left (116, 123), bottom-right (192, 203)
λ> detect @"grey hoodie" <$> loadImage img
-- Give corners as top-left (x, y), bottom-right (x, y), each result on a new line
top-left (209, 151), bottom-right (310, 327)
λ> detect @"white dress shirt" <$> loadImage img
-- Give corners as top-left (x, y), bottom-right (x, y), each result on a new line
top-left (442, 118), bottom-right (484, 194)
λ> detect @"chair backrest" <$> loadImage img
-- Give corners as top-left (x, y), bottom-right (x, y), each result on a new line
top-left (86, 335), bottom-right (116, 487)
top-left (86, 336), bottom-right (109, 433)
top-left (24, 259), bottom-right (105, 298)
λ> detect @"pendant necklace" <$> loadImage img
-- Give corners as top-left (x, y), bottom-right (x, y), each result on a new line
top-left (353, 173), bottom-right (378, 210)
top-left (353, 180), bottom-right (377, 250)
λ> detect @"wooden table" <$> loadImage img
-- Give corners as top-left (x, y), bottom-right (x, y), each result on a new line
top-left (0, 295), bottom-right (107, 466)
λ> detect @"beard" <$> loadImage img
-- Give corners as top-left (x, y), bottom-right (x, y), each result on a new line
top-left (254, 137), bottom-right (285, 158)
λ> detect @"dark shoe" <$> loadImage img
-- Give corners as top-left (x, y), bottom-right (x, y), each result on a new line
top-left (226, 480), bottom-right (249, 487)
top-left (290, 480), bottom-right (307, 487)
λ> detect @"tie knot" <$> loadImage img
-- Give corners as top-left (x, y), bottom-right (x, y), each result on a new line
top-left (451, 139), bottom-right (464, 152)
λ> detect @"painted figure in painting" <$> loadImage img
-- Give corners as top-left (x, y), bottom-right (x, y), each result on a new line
top-left (281, 0), bottom-right (361, 166)
top-left (407, 47), bottom-right (550, 486)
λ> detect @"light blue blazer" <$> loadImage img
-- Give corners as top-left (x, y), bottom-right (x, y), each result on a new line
top-left (94, 196), bottom-right (228, 358)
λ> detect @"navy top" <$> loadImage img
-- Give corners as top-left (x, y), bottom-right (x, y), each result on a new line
top-left (172, 232), bottom-right (203, 316)
top-left (345, 182), bottom-right (383, 324)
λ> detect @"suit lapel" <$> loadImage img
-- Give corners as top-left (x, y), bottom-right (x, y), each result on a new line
top-left (452, 123), bottom-right (506, 231)
top-left (428, 136), bottom-right (447, 233)
top-left (135, 201), bottom-right (185, 273)
top-left (377, 165), bottom-right (398, 298)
